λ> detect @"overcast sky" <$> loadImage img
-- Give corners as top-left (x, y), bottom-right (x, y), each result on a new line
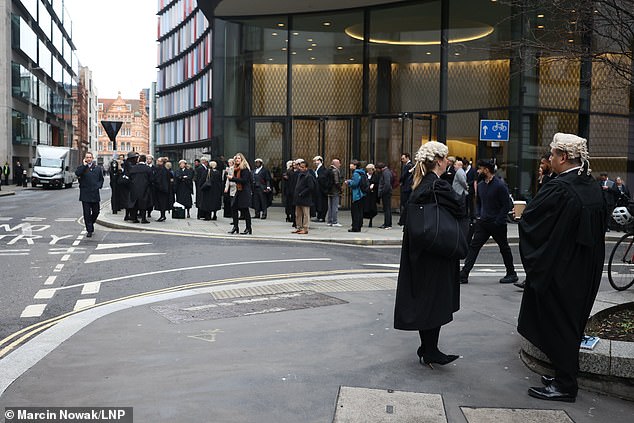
top-left (63, 0), bottom-right (157, 100)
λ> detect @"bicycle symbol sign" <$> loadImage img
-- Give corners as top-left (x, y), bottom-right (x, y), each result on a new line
top-left (480, 119), bottom-right (510, 142)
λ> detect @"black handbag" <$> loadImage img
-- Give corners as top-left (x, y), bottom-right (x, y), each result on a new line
top-left (406, 181), bottom-right (469, 259)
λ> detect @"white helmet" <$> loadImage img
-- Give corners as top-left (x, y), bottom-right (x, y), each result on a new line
top-left (612, 207), bottom-right (633, 226)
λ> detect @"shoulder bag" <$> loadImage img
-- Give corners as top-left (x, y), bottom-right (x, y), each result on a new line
top-left (406, 180), bottom-right (469, 259)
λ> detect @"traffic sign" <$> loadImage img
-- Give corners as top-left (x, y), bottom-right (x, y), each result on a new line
top-left (480, 120), bottom-right (510, 141)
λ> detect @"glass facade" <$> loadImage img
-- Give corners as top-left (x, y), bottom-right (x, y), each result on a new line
top-left (156, 0), bottom-right (213, 161)
top-left (210, 0), bottom-right (633, 201)
top-left (9, 0), bottom-right (78, 165)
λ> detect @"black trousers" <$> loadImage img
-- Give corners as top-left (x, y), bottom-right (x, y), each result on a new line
top-left (398, 190), bottom-right (411, 224)
top-left (316, 192), bottom-right (328, 220)
top-left (381, 192), bottom-right (392, 227)
top-left (232, 206), bottom-right (251, 230)
top-left (82, 201), bottom-right (100, 233)
top-left (253, 188), bottom-right (267, 215)
top-left (462, 220), bottom-right (515, 276)
top-left (351, 198), bottom-right (364, 231)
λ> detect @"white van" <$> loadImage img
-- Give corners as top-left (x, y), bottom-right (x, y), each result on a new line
top-left (31, 146), bottom-right (79, 188)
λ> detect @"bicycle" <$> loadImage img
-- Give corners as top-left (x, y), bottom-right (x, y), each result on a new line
top-left (607, 194), bottom-right (634, 290)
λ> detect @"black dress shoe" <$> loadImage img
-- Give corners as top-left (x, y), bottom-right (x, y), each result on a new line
top-left (86, 232), bottom-right (93, 238)
top-left (499, 273), bottom-right (519, 284)
top-left (131, 219), bottom-right (140, 224)
top-left (141, 219), bottom-right (150, 224)
top-left (541, 375), bottom-right (555, 386)
top-left (421, 351), bottom-right (459, 369)
top-left (514, 280), bottom-right (526, 289)
top-left (528, 384), bottom-right (576, 402)
top-left (157, 216), bottom-right (166, 222)
top-left (240, 228), bottom-right (252, 235)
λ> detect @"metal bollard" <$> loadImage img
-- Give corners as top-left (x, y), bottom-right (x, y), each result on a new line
top-left (22, 169), bottom-right (27, 187)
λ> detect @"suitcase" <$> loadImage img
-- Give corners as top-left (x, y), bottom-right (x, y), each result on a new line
top-left (172, 207), bottom-right (186, 219)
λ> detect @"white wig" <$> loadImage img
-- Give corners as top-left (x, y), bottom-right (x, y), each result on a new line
top-left (415, 141), bottom-right (449, 164)
top-left (550, 132), bottom-right (591, 175)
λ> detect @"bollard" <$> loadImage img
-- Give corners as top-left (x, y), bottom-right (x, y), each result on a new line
top-left (22, 169), bottom-right (27, 187)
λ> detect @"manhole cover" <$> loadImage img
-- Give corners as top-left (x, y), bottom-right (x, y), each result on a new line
top-left (151, 291), bottom-right (347, 323)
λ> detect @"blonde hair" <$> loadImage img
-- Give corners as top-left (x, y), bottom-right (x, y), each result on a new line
top-left (412, 141), bottom-right (449, 189)
top-left (234, 153), bottom-right (250, 170)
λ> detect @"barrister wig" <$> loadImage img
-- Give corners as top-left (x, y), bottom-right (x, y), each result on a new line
top-left (413, 141), bottom-right (449, 189)
top-left (550, 132), bottom-right (592, 175)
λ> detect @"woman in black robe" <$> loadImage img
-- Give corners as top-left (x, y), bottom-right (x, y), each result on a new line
top-left (174, 160), bottom-right (194, 218)
top-left (363, 164), bottom-right (378, 227)
top-left (226, 153), bottom-right (253, 234)
top-left (394, 141), bottom-right (464, 367)
top-left (153, 158), bottom-right (171, 222)
top-left (203, 161), bottom-right (223, 220)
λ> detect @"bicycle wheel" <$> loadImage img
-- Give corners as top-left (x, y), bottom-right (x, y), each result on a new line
top-left (608, 232), bottom-right (634, 291)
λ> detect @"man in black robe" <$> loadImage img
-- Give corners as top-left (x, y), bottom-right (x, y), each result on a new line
top-left (518, 133), bottom-right (606, 402)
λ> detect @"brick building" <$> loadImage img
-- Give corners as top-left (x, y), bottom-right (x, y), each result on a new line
top-left (97, 92), bottom-right (150, 163)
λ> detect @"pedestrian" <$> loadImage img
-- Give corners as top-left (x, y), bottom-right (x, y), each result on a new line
top-left (120, 152), bottom-right (138, 221)
top-left (2, 162), bottom-right (10, 186)
top-left (153, 157), bottom-right (171, 222)
top-left (127, 154), bottom-right (152, 224)
top-left (537, 152), bottom-right (557, 192)
top-left (452, 160), bottom-right (468, 200)
top-left (364, 163), bottom-right (378, 227)
top-left (459, 159), bottom-right (518, 285)
top-left (440, 156), bottom-right (456, 185)
top-left (195, 157), bottom-right (209, 219)
top-left (226, 153), bottom-right (253, 235)
top-left (312, 155), bottom-right (329, 222)
top-left (288, 160), bottom-right (300, 227)
top-left (223, 158), bottom-right (236, 219)
top-left (615, 176), bottom-right (630, 198)
top-left (15, 161), bottom-right (24, 186)
top-left (174, 159), bottom-right (194, 218)
top-left (394, 141), bottom-right (462, 368)
top-left (108, 154), bottom-right (122, 214)
top-left (293, 159), bottom-right (316, 235)
top-left (518, 133), bottom-right (606, 403)
top-left (282, 160), bottom-right (295, 223)
top-left (202, 160), bottom-right (223, 221)
top-left (326, 158), bottom-right (343, 227)
top-left (75, 152), bottom-right (104, 238)
top-left (376, 162), bottom-right (393, 229)
top-left (344, 159), bottom-right (367, 232)
top-left (599, 172), bottom-right (619, 231)
top-left (146, 155), bottom-right (155, 219)
top-left (398, 153), bottom-right (414, 225)
top-left (252, 158), bottom-right (272, 219)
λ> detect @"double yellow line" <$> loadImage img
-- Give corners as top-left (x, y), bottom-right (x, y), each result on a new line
top-left (0, 268), bottom-right (395, 359)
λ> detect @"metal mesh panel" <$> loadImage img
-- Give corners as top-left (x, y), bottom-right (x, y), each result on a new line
top-left (447, 60), bottom-right (509, 110)
top-left (589, 115), bottom-right (629, 178)
top-left (368, 65), bottom-right (377, 113)
top-left (538, 59), bottom-right (580, 110)
top-left (325, 120), bottom-right (351, 206)
top-left (252, 65), bottom-right (287, 116)
top-left (254, 121), bottom-right (284, 172)
top-left (292, 64), bottom-right (363, 115)
top-left (537, 112), bottom-right (578, 148)
top-left (392, 63), bottom-right (439, 112)
top-left (591, 56), bottom-right (630, 115)
top-left (291, 119), bottom-right (320, 161)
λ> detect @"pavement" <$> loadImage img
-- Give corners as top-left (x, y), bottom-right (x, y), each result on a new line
top-left (1, 186), bottom-right (633, 422)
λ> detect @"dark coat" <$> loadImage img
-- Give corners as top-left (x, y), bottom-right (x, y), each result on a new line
top-left (109, 160), bottom-right (122, 211)
top-left (75, 163), bottom-right (104, 203)
top-left (518, 169), bottom-right (606, 383)
top-left (231, 167), bottom-right (252, 209)
top-left (394, 173), bottom-right (464, 330)
top-left (153, 166), bottom-right (172, 212)
top-left (195, 165), bottom-right (208, 207)
top-left (174, 167), bottom-right (194, 208)
top-left (400, 161), bottom-right (414, 193)
top-left (363, 172), bottom-right (379, 219)
top-left (200, 168), bottom-right (223, 212)
top-left (253, 166), bottom-right (273, 207)
top-left (294, 170), bottom-right (316, 207)
top-left (128, 163), bottom-right (154, 210)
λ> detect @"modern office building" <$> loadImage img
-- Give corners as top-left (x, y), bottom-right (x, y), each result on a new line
top-left (1, 0), bottom-right (79, 181)
top-left (163, 0), bottom-right (634, 201)
top-left (155, 0), bottom-right (212, 163)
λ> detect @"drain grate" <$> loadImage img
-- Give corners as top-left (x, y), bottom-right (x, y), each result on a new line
top-left (461, 407), bottom-right (574, 423)
top-left (151, 291), bottom-right (347, 323)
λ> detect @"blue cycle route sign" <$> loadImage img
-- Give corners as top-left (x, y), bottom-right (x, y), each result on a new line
top-left (480, 120), bottom-right (510, 141)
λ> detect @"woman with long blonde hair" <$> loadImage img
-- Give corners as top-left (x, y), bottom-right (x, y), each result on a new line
top-left (394, 141), bottom-right (465, 368)
top-left (226, 153), bottom-right (253, 234)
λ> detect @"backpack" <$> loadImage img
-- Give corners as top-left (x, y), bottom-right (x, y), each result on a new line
top-left (390, 168), bottom-right (399, 190)
top-left (359, 171), bottom-right (369, 194)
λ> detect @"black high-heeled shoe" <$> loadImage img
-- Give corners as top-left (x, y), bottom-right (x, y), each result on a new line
top-left (240, 228), bottom-right (252, 235)
top-left (420, 351), bottom-right (459, 369)
top-left (228, 227), bottom-right (239, 234)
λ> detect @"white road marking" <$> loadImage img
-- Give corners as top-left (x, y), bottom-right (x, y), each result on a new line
top-left (84, 252), bottom-right (165, 264)
top-left (72, 241), bottom-right (80, 246)
top-left (0, 252), bottom-right (29, 256)
top-left (73, 299), bottom-right (96, 311)
top-left (0, 217), bottom-right (12, 221)
top-left (20, 304), bottom-right (46, 318)
top-left (44, 276), bottom-right (57, 285)
top-left (54, 218), bottom-right (78, 222)
top-left (54, 264), bottom-right (64, 272)
top-left (34, 289), bottom-right (56, 300)
top-left (21, 217), bottom-right (46, 222)
top-left (81, 282), bottom-right (101, 295)
top-left (61, 255), bottom-right (71, 262)
top-left (95, 242), bottom-right (151, 250)
top-left (0, 249), bottom-right (30, 252)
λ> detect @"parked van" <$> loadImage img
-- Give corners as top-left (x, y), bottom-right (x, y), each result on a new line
top-left (31, 146), bottom-right (79, 188)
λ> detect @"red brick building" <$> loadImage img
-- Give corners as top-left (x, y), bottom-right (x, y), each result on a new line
top-left (97, 92), bottom-right (149, 159)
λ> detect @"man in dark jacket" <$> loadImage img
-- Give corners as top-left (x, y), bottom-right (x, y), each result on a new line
top-left (312, 155), bottom-right (330, 222)
top-left (195, 157), bottom-right (209, 219)
top-left (518, 133), bottom-right (606, 402)
top-left (128, 155), bottom-right (153, 224)
top-left (109, 155), bottom-right (122, 214)
top-left (398, 153), bottom-right (414, 225)
top-left (252, 158), bottom-right (272, 219)
top-left (293, 159), bottom-right (316, 234)
top-left (459, 159), bottom-right (517, 285)
top-left (376, 162), bottom-right (393, 229)
top-left (75, 152), bottom-right (104, 237)
top-left (15, 161), bottom-right (24, 186)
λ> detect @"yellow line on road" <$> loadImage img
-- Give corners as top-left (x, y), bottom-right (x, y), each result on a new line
top-left (0, 268), bottom-right (395, 359)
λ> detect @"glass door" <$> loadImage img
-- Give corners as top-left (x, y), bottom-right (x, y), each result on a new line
top-left (252, 119), bottom-right (286, 204)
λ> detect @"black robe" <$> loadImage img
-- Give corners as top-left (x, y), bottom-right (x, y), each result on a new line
top-left (394, 173), bottom-right (464, 330)
top-left (153, 166), bottom-right (172, 212)
top-left (128, 163), bottom-right (154, 210)
top-left (363, 172), bottom-right (379, 219)
top-left (518, 169), bottom-right (606, 387)
top-left (200, 168), bottom-right (223, 212)
top-left (174, 167), bottom-right (194, 208)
